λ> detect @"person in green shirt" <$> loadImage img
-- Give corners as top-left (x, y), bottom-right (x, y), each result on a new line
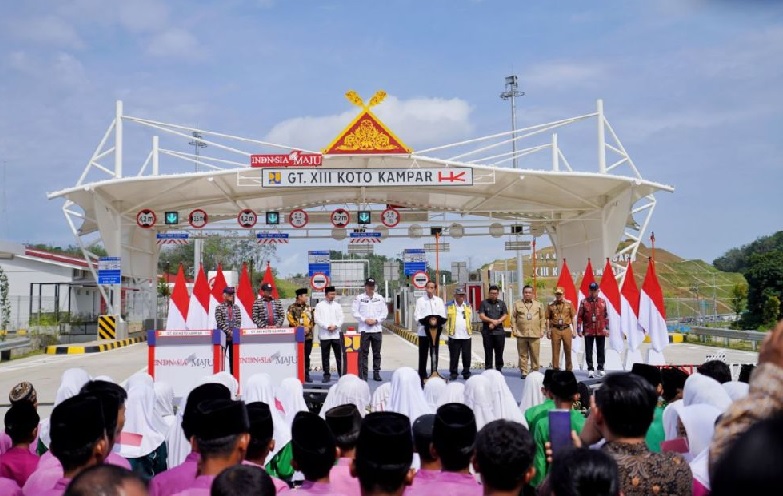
top-left (531, 370), bottom-right (585, 487)
top-left (631, 363), bottom-right (666, 453)
top-left (524, 369), bottom-right (556, 432)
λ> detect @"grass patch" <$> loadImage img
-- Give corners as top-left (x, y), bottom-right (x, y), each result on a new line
top-left (684, 333), bottom-right (757, 352)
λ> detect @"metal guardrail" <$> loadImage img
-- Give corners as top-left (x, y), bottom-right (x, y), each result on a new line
top-left (0, 338), bottom-right (32, 361)
top-left (689, 326), bottom-right (767, 351)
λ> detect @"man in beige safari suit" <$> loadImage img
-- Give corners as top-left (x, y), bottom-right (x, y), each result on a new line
top-left (511, 284), bottom-right (546, 379)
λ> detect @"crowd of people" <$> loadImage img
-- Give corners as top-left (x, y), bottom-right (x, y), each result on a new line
top-left (1, 320), bottom-right (782, 495)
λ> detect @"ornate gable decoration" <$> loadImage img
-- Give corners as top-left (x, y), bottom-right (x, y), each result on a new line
top-left (323, 90), bottom-right (412, 155)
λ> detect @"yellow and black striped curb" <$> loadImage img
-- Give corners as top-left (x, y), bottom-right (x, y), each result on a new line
top-left (0, 330), bottom-right (28, 336)
top-left (98, 315), bottom-right (117, 340)
top-left (384, 323), bottom-right (447, 347)
top-left (643, 333), bottom-right (685, 344)
top-left (46, 335), bottom-right (147, 355)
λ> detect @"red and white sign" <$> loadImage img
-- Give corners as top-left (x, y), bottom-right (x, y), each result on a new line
top-left (289, 209), bottom-right (309, 228)
top-left (310, 273), bottom-right (329, 291)
top-left (136, 209), bottom-right (156, 229)
top-left (250, 151), bottom-right (323, 168)
top-left (189, 209), bottom-right (208, 229)
top-left (412, 271), bottom-right (429, 289)
top-left (237, 209), bottom-right (257, 228)
top-left (330, 208), bottom-right (350, 228)
top-left (381, 207), bottom-right (401, 228)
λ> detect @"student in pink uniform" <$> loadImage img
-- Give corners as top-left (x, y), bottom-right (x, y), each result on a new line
top-left (149, 383), bottom-right (231, 496)
top-left (407, 403), bottom-right (482, 496)
top-left (0, 382), bottom-right (40, 456)
top-left (474, 419), bottom-right (537, 496)
top-left (244, 402), bottom-right (289, 492)
top-left (211, 465), bottom-right (276, 496)
top-left (350, 412), bottom-right (415, 496)
top-left (62, 464), bottom-right (148, 496)
top-left (0, 402), bottom-right (40, 487)
top-left (290, 411), bottom-right (341, 495)
top-left (0, 477), bottom-right (22, 496)
top-left (408, 414), bottom-right (440, 490)
top-left (36, 394), bottom-right (110, 496)
top-left (324, 404), bottom-right (362, 496)
top-left (171, 399), bottom-right (250, 496)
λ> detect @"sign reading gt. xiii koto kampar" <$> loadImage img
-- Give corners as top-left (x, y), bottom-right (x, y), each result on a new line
top-left (261, 167), bottom-right (474, 188)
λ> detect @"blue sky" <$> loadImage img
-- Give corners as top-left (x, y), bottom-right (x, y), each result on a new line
top-left (1, 0), bottom-right (782, 276)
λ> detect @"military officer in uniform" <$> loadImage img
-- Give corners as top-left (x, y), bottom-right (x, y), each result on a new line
top-left (287, 288), bottom-right (315, 382)
top-left (215, 287), bottom-right (241, 374)
top-left (511, 284), bottom-right (546, 379)
top-left (546, 287), bottom-right (576, 371)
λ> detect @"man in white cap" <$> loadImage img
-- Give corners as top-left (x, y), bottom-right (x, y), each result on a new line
top-left (352, 278), bottom-right (388, 382)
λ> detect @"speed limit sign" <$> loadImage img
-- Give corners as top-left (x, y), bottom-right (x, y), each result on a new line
top-left (237, 209), bottom-right (257, 228)
top-left (330, 208), bottom-right (350, 228)
top-left (189, 209), bottom-right (208, 229)
top-left (381, 207), bottom-right (401, 228)
top-left (289, 209), bottom-right (308, 229)
top-left (136, 209), bottom-right (156, 229)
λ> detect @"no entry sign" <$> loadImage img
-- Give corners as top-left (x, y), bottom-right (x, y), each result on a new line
top-left (310, 273), bottom-right (330, 291)
top-left (412, 271), bottom-right (429, 289)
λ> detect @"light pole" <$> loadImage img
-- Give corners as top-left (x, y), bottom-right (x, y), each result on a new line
top-left (189, 132), bottom-right (207, 271)
top-left (500, 75), bottom-right (525, 169)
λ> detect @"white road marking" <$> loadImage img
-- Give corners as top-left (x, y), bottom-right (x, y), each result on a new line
top-left (0, 343), bottom-right (145, 374)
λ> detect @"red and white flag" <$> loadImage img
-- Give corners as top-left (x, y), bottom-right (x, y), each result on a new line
top-left (165, 265), bottom-right (189, 330)
top-left (620, 262), bottom-right (644, 367)
top-left (556, 260), bottom-right (581, 360)
top-left (600, 259), bottom-right (624, 353)
top-left (237, 263), bottom-right (257, 329)
top-left (578, 259), bottom-right (597, 304)
top-left (639, 257), bottom-right (668, 353)
top-left (186, 265), bottom-right (211, 330)
top-left (259, 263), bottom-right (280, 299)
top-left (208, 264), bottom-right (228, 330)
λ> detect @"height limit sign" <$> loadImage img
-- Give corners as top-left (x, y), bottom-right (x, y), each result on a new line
top-left (330, 208), bottom-right (350, 228)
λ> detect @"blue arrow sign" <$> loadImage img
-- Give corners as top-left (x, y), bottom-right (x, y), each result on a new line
top-left (358, 211), bottom-right (371, 224)
top-left (164, 211), bottom-right (179, 224)
top-left (156, 233), bottom-right (189, 240)
top-left (256, 232), bottom-right (289, 239)
top-left (349, 231), bottom-right (382, 238)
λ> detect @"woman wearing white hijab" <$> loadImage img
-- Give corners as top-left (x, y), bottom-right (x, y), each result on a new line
top-left (722, 381), bottom-right (749, 401)
top-left (320, 374), bottom-right (371, 417)
top-left (482, 369), bottom-right (525, 423)
top-left (683, 373), bottom-right (732, 411)
top-left (153, 381), bottom-right (177, 467)
top-left (423, 377), bottom-right (447, 411)
top-left (38, 367), bottom-right (91, 452)
top-left (437, 382), bottom-right (466, 407)
top-left (663, 399), bottom-right (684, 441)
top-left (206, 371), bottom-right (239, 399)
top-left (275, 377), bottom-right (309, 426)
top-left (387, 367), bottom-right (433, 422)
top-left (371, 382), bottom-right (392, 412)
top-left (241, 373), bottom-right (290, 458)
top-left (679, 404), bottom-right (722, 461)
top-left (464, 375), bottom-right (497, 429)
top-left (119, 373), bottom-right (168, 480)
top-left (518, 371), bottom-right (545, 425)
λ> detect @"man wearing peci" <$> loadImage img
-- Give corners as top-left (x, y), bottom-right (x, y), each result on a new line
top-left (577, 282), bottom-right (609, 378)
top-left (215, 287), bottom-right (241, 374)
top-left (478, 285), bottom-right (509, 371)
top-left (287, 288), bottom-right (315, 383)
top-left (314, 286), bottom-right (345, 383)
top-left (252, 282), bottom-right (285, 328)
top-left (351, 278), bottom-right (388, 382)
top-left (414, 281), bottom-right (447, 381)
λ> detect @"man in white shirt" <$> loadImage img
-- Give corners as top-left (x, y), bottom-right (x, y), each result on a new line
top-left (446, 287), bottom-right (473, 380)
top-left (414, 281), bottom-right (447, 381)
top-left (351, 278), bottom-right (389, 382)
top-left (314, 285), bottom-right (345, 384)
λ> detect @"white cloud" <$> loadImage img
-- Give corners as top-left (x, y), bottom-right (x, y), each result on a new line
top-left (523, 61), bottom-right (608, 90)
top-left (264, 95), bottom-right (474, 151)
top-left (52, 52), bottom-right (89, 88)
top-left (118, 1), bottom-right (171, 32)
top-left (6, 16), bottom-right (84, 49)
top-left (147, 28), bottom-right (201, 59)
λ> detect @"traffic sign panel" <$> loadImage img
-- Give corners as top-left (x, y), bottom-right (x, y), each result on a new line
top-left (412, 271), bottom-right (429, 289)
top-left (237, 209), bottom-right (257, 228)
top-left (310, 273), bottom-right (329, 290)
top-left (136, 209), bottom-right (156, 229)
top-left (98, 257), bottom-right (121, 285)
top-left (381, 207), bottom-right (400, 228)
top-left (357, 210), bottom-right (371, 225)
top-left (189, 209), bottom-right (208, 229)
top-left (289, 209), bottom-right (309, 228)
top-left (330, 208), bottom-right (350, 228)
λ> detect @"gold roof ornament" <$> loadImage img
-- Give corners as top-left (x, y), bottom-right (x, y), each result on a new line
top-left (323, 90), bottom-right (412, 155)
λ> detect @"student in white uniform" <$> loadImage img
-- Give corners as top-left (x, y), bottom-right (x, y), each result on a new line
top-left (314, 286), bottom-right (345, 384)
top-left (351, 278), bottom-right (388, 382)
top-left (414, 281), bottom-right (447, 381)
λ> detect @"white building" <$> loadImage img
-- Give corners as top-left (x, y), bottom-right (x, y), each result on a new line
top-left (0, 241), bottom-right (101, 330)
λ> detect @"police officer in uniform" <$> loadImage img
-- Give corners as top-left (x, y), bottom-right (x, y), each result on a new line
top-left (546, 287), bottom-right (576, 371)
top-left (577, 281), bottom-right (609, 378)
top-left (478, 285), bottom-right (509, 371)
top-left (287, 288), bottom-right (315, 383)
top-left (351, 278), bottom-right (388, 381)
top-left (215, 287), bottom-right (241, 374)
top-left (511, 284), bottom-right (546, 379)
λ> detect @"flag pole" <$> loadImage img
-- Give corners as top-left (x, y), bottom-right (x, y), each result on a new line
top-left (650, 232), bottom-right (656, 263)
top-left (532, 237), bottom-right (537, 298)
